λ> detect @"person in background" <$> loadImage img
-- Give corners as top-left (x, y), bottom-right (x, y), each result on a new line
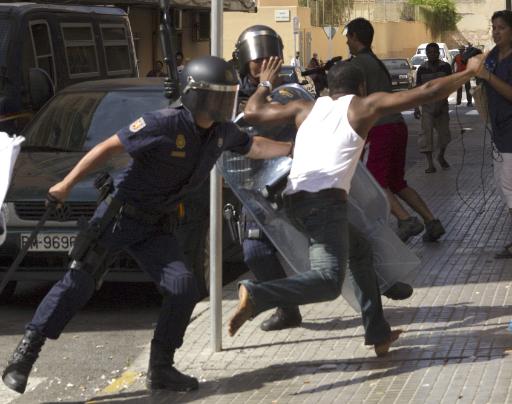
top-left (176, 52), bottom-right (185, 73)
top-left (453, 45), bottom-right (473, 107)
top-left (146, 60), bottom-right (166, 77)
top-left (290, 51), bottom-right (301, 68)
top-left (345, 18), bottom-right (445, 243)
top-left (477, 10), bottom-right (512, 259)
top-left (414, 43), bottom-right (453, 173)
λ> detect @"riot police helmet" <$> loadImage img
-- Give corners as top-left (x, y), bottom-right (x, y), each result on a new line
top-left (180, 56), bottom-right (239, 122)
top-left (234, 25), bottom-right (284, 76)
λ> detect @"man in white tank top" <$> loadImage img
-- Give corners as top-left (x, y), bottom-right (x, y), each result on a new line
top-left (228, 54), bottom-right (486, 356)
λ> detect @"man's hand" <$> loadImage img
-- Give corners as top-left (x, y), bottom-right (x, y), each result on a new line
top-left (414, 107), bottom-right (421, 120)
top-left (466, 53), bottom-right (487, 78)
top-left (47, 181), bottom-right (71, 206)
top-left (259, 57), bottom-right (282, 88)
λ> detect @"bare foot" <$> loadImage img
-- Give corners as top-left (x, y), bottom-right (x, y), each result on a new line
top-left (374, 329), bottom-right (403, 357)
top-left (228, 284), bottom-right (254, 337)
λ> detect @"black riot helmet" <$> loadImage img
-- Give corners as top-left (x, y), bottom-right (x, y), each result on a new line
top-left (180, 56), bottom-right (239, 122)
top-left (234, 25), bottom-right (284, 76)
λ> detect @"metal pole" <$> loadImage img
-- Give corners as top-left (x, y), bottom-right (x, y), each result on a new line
top-left (507, 0), bottom-right (511, 10)
top-left (210, 0), bottom-right (223, 353)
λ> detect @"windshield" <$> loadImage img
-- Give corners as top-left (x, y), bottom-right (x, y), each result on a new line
top-left (383, 59), bottom-right (410, 69)
top-left (23, 89), bottom-right (169, 151)
top-left (411, 55), bottom-right (427, 65)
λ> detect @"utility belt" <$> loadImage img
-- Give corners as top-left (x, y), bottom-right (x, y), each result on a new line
top-left (105, 195), bottom-right (177, 228)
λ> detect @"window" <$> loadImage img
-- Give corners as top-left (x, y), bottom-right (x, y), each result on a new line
top-left (193, 11), bottom-right (209, 41)
top-left (29, 21), bottom-right (56, 83)
top-left (100, 24), bottom-right (132, 75)
top-left (61, 23), bottom-right (99, 78)
top-left (0, 18), bottom-right (10, 66)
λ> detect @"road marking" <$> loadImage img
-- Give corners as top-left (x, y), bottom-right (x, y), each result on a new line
top-left (0, 377), bottom-right (46, 403)
top-left (465, 110), bottom-right (479, 115)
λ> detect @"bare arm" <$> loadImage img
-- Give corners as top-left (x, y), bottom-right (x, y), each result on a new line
top-left (243, 56), bottom-right (314, 129)
top-left (48, 134), bottom-right (125, 202)
top-left (245, 136), bottom-right (293, 159)
top-left (350, 54), bottom-right (486, 136)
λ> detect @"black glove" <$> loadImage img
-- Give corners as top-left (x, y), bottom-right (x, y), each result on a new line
top-left (164, 77), bottom-right (179, 100)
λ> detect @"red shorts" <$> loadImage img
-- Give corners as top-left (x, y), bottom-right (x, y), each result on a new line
top-left (365, 122), bottom-right (408, 193)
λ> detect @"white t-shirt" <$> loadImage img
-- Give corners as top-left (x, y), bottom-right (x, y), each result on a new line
top-left (290, 57), bottom-right (301, 68)
top-left (284, 95), bottom-right (365, 195)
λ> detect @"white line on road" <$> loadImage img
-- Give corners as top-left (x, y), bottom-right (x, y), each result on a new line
top-left (0, 377), bottom-right (46, 403)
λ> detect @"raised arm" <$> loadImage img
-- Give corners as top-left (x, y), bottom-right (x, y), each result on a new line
top-left (243, 57), bottom-right (314, 129)
top-left (48, 134), bottom-right (125, 203)
top-left (350, 53), bottom-right (486, 136)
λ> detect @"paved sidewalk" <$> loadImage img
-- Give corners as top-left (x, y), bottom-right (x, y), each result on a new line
top-left (89, 102), bottom-right (512, 404)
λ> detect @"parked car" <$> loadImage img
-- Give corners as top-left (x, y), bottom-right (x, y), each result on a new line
top-left (382, 58), bottom-right (414, 91)
top-left (0, 77), bottom-right (243, 301)
top-left (410, 54), bottom-right (428, 83)
top-left (0, 3), bottom-right (138, 136)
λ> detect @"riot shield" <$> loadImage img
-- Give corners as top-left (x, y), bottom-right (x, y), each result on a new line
top-left (221, 84), bottom-right (420, 311)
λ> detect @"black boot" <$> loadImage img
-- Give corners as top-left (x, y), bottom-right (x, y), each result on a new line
top-left (146, 340), bottom-right (198, 392)
top-left (383, 282), bottom-right (413, 300)
top-left (260, 306), bottom-right (302, 331)
top-left (2, 329), bottom-right (46, 394)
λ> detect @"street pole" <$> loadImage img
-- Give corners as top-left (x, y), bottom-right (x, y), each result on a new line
top-left (507, 0), bottom-right (511, 11)
top-left (210, 0), bottom-right (223, 353)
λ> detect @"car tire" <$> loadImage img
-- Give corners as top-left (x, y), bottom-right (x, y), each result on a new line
top-left (0, 280), bottom-right (17, 304)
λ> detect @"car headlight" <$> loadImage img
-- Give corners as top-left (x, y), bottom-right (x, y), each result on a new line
top-left (399, 74), bottom-right (409, 79)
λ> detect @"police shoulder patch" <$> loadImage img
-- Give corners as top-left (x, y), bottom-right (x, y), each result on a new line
top-left (129, 117), bottom-right (146, 133)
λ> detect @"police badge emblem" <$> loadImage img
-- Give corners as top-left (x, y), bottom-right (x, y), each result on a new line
top-left (176, 134), bottom-right (186, 149)
top-left (129, 117), bottom-right (146, 133)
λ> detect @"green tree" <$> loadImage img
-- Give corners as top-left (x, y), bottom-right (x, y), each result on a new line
top-left (408, 0), bottom-right (460, 39)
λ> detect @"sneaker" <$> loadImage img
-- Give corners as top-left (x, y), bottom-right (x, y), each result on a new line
top-left (397, 217), bottom-right (424, 242)
top-left (422, 219), bottom-right (445, 242)
top-left (467, 102), bottom-right (473, 107)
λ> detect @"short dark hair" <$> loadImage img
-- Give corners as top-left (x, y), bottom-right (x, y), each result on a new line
top-left (176, 51), bottom-right (184, 58)
top-left (426, 42), bottom-right (439, 51)
top-left (327, 61), bottom-right (364, 95)
top-left (345, 18), bottom-right (374, 48)
top-left (492, 10), bottom-right (512, 29)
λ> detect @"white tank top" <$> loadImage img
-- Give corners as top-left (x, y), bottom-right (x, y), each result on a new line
top-left (283, 95), bottom-right (365, 195)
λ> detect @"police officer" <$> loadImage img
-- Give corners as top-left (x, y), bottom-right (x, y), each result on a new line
top-left (233, 25), bottom-right (414, 334)
top-left (1, 56), bottom-right (293, 395)
top-left (234, 25), bottom-right (303, 331)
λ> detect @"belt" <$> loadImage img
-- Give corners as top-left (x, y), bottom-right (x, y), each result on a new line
top-left (105, 195), bottom-right (168, 225)
top-left (283, 188), bottom-right (347, 204)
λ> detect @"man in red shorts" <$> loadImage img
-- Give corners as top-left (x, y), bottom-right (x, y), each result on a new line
top-left (345, 18), bottom-right (445, 242)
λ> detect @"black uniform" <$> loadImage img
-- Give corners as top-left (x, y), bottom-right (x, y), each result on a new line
top-left (28, 106), bottom-right (252, 348)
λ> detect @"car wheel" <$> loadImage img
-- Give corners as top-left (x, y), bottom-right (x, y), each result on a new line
top-left (0, 281), bottom-right (17, 304)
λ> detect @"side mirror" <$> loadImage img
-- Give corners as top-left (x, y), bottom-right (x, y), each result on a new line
top-left (29, 68), bottom-right (54, 111)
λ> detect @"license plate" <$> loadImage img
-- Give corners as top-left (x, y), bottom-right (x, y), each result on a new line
top-left (392, 81), bottom-right (398, 86)
top-left (20, 233), bottom-right (76, 252)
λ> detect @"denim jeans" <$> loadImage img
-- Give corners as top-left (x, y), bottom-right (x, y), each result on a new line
top-left (241, 188), bottom-right (391, 345)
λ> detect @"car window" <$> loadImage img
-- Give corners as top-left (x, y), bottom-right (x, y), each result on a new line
top-left (22, 89), bottom-right (169, 151)
top-left (383, 59), bottom-right (409, 69)
top-left (0, 17), bottom-right (9, 66)
top-left (411, 55), bottom-right (427, 65)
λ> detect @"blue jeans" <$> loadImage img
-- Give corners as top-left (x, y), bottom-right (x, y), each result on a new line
top-left (241, 188), bottom-right (390, 345)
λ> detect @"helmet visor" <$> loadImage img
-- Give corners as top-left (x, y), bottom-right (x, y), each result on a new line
top-left (193, 88), bottom-right (239, 122)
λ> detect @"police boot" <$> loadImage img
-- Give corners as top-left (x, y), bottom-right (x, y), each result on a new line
top-left (2, 329), bottom-right (46, 394)
top-left (260, 306), bottom-right (302, 331)
top-left (146, 340), bottom-right (198, 392)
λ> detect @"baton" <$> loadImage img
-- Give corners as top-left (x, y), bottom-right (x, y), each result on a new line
top-left (0, 195), bottom-right (58, 296)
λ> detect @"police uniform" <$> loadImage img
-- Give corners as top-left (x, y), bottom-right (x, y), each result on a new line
top-left (27, 106), bottom-right (252, 352)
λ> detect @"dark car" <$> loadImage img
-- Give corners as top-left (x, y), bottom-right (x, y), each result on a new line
top-left (382, 58), bottom-right (414, 91)
top-left (0, 77), bottom-right (243, 301)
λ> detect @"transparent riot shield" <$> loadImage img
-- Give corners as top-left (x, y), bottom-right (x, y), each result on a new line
top-left (221, 84), bottom-right (420, 311)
